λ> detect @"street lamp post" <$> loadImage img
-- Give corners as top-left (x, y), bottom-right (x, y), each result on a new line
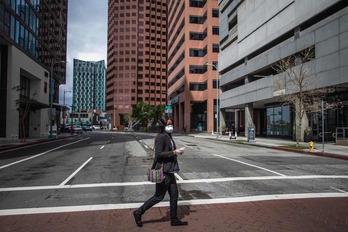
top-left (63, 90), bottom-right (71, 127)
top-left (113, 104), bottom-right (116, 129)
top-left (205, 62), bottom-right (219, 139)
top-left (49, 60), bottom-right (67, 138)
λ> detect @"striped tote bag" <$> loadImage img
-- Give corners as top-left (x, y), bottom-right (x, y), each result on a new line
top-left (147, 163), bottom-right (165, 183)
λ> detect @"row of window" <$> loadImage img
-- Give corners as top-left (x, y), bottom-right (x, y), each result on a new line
top-left (189, 80), bottom-right (218, 91)
top-left (0, 6), bottom-right (39, 58)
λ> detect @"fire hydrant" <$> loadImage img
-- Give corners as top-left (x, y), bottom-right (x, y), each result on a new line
top-left (309, 141), bottom-right (314, 152)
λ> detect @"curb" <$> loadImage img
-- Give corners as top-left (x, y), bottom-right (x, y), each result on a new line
top-left (0, 135), bottom-right (78, 152)
top-left (201, 137), bottom-right (348, 161)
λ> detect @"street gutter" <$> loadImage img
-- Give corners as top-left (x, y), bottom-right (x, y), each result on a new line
top-left (200, 137), bottom-right (348, 161)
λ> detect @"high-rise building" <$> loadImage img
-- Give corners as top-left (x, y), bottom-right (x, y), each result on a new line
top-left (107, 0), bottom-right (167, 128)
top-left (167, 0), bottom-right (219, 133)
top-left (73, 59), bottom-right (106, 112)
top-left (218, 0), bottom-right (348, 141)
top-left (0, 0), bottom-right (68, 139)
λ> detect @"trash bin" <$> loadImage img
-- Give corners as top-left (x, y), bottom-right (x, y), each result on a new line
top-left (247, 126), bottom-right (255, 142)
top-left (197, 123), bottom-right (203, 132)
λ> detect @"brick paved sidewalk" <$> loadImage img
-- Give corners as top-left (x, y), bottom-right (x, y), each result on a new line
top-left (1, 197), bottom-right (347, 232)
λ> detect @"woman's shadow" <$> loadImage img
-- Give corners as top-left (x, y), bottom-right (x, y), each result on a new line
top-left (142, 189), bottom-right (211, 225)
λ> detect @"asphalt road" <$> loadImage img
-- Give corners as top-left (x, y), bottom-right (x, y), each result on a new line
top-left (0, 131), bottom-right (347, 213)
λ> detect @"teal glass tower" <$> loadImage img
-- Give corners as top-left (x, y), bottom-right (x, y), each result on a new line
top-left (73, 59), bottom-right (106, 112)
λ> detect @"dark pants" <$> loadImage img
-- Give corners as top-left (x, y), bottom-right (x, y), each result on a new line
top-left (136, 173), bottom-right (178, 221)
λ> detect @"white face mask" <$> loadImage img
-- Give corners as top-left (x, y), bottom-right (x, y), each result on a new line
top-left (165, 125), bottom-right (173, 133)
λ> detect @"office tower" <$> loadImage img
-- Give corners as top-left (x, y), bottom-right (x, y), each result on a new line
top-left (167, 0), bottom-right (219, 133)
top-left (0, 0), bottom-right (68, 139)
top-left (219, 0), bottom-right (348, 140)
top-left (107, 0), bottom-right (167, 128)
top-left (73, 59), bottom-right (106, 112)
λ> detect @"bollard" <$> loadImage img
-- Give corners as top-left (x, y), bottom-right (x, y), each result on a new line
top-left (309, 141), bottom-right (314, 152)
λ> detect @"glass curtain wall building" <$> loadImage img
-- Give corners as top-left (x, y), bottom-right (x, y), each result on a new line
top-left (73, 59), bottom-right (106, 112)
top-left (0, 0), bottom-right (67, 139)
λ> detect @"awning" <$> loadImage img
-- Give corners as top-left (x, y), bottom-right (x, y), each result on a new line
top-left (52, 103), bottom-right (70, 111)
top-left (19, 98), bottom-right (49, 111)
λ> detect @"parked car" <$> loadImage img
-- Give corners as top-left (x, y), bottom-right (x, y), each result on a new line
top-left (82, 125), bottom-right (92, 132)
top-left (74, 125), bottom-right (83, 134)
top-left (92, 125), bottom-right (101, 130)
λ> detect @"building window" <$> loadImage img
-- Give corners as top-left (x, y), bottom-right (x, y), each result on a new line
top-left (20, 75), bottom-right (30, 98)
top-left (189, 15), bottom-right (206, 24)
top-left (189, 0), bottom-right (206, 8)
top-left (212, 44), bottom-right (219, 53)
top-left (189, 65), bottom-right (207, 74)
top-left (212, 26), bottom-right (219, 35)
top-left (189, 30), bottom-right (207, 40)
top-left (44, 82), bottom-right (47, 94)
top-left (189, 46), bottom-right (207, 57)
top-left (212, 9), bottom-right (219, 18)
top-left (267, 105), bottom-right (291, 136)
top-left (190, 82), bottom-right (207, 91)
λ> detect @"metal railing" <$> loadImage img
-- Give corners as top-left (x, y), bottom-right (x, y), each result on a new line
top-left (335, 127), bottom-right (348, 144)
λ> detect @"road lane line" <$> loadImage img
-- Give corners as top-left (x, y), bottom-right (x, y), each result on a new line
top-left (59, 157), bottom-right (93, 186)
top-left (174, 173), bottom-right (184, 181)
top-left (330, 186), bottom-right (347, 193)
top-left (1, 192), bottom-right (347, 216)
top-left (0, 136), bottom-right (81, 154)
top-left (0, 137), bottom-right (90, 170)
top-left (1, 175), bottom-right (348, 192)
top-left (144, 145), bottom-right (149, 149)
top-left (100, 146), bottom-right (105, 150)
top-left (212, 154), bottom-right (286, 176)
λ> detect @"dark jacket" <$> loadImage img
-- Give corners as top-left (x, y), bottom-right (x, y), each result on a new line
top-left (152, 132), bottom-right (177, 173)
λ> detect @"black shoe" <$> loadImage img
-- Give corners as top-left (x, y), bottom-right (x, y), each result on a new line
top-left (171, 220), bottom-right (188, 226)
top-left (133, 211), bottom-right (143, 227)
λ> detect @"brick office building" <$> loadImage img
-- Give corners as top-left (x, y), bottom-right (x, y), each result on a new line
top-left (167, 0), bottom-right (219, 133)
top-left (106, 0), bottom-right (167, 128)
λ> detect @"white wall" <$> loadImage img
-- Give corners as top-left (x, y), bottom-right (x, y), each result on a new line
top-left (6, 45), bottom-right (49, 139)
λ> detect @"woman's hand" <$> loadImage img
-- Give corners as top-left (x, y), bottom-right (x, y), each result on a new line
top-left (175, 147), bottom-right (185, 155)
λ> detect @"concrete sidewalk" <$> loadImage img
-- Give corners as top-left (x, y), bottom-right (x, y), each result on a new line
top-left (188, 133), bottom-right (348, 160)
top-left (1, 197), bottom-right (347, 232)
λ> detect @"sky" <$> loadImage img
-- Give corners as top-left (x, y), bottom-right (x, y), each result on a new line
top-left (59, 0), bottom-right (108, 107)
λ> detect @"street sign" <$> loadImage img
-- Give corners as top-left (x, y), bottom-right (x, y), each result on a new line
top-left (165, 104), bottom-right (172, 114)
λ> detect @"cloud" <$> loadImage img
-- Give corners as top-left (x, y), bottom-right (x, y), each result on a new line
top-left (59, 0), bottom-right (108, 108)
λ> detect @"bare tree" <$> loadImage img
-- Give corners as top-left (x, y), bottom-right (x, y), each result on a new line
top-left (273, 47), bottom-right (340, 147)
top-left (13, 85), bottom-right (37, 142)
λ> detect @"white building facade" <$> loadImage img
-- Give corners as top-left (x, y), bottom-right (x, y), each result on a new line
top-left (218, 0), bottom-right (348, 141)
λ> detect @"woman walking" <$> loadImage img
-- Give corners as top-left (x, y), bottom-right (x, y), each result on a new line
top-left (133, 116), bottom-right (187, 227)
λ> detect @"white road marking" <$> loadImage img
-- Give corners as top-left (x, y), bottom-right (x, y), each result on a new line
top-left (144, 145), bottom-right (149, 149)
top-left (100, 146), bottom-right (105, 150)
top-left (0, 137), bottom-right (90, 170)
top-left (0, 136), bottom-right (79, 154)
top-left (0, 192), bottom-right (347, 216)
top-left (174, 173), bottom-right (184, 181)
top-left (1, 175), bottom-right (348, 192)
top-left (107, 140), bottom-right (110, 143)
top-left (139, 140), bottom-right (143, 143)
top-left (59, 157), bottom-right (93, 186)
top-left (330, 186), bottom-right (347, 193)
top-left (212, 154), bottom-right (286, 176)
